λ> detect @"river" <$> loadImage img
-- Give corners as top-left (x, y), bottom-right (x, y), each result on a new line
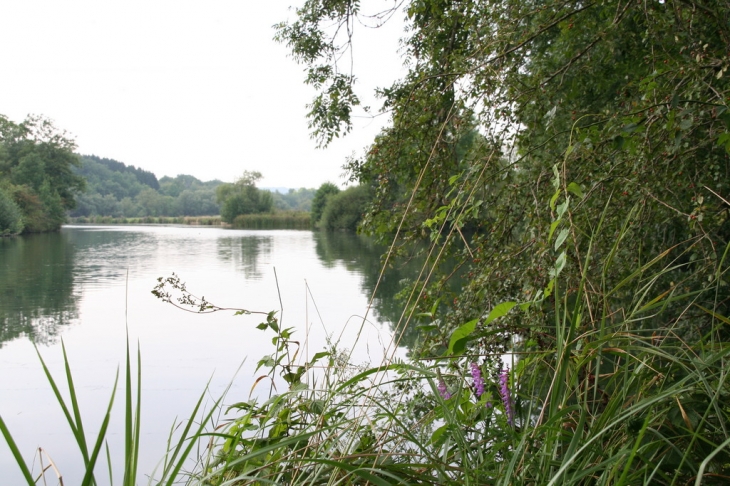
top-left (0, 225), bottom-right (410, 485)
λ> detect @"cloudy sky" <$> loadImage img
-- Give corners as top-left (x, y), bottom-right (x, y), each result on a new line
top-left (0, 1), bottom-right (405, 188)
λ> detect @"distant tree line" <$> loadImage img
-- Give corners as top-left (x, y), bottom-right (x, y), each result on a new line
top-left (270, 187), bottom-right (316, 212)
top-left (0, 111), bottom-right (371, 233)
top-left (70, 156), bottom-right (222, 218)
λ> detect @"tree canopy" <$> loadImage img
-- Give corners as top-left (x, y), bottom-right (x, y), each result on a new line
top-left (278, 0), bottom-right (730, 345)
top-left (0, 115), bottom-right (85, 233)
top-left (273, 1), bottom-right (730, 480)
top-left (216, 171), bottom-right (274, 223)
top-left (69, 156), bottom-right (223, 218)
top-left (311, 181), bottom-right (340, 225)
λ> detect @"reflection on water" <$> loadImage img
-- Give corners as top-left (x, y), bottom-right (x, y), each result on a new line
top-left (67, 227), bottom-right (159, 288)
top-left (217, 236), bottom-right (272, 280)
top-left (0, 225), bottom-right (453, 354)
top-left (0, 232), bottom-right (79, 345)
top-left (313, 231), bottom-right (437, 351)
top-left (0, 225), bottom-right (409, 485)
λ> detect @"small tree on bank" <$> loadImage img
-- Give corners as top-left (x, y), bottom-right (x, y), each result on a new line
top-left (311, 182), bottom-right (340, 226)
top-left (215, 171), bottom-right (273, 223)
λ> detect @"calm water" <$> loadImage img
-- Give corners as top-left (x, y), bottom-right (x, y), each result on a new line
top-left (0, 225), bottom-right (409, 485)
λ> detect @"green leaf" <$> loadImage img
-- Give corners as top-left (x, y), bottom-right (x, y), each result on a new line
top-left (554, 251), bottom-right (567, 276)
top-left (567, 182), bottom-right (583, 198)
top-left (550, 190), bottom-right (560, 211)
top-left (548, 220), bottom-right (561, 242)
top-left (557, 198), bottom-right (570, 218)
top-left (0, 416), bottom-right (35, 485)
top-left (484, 301), bottom-right (518, 324)
top-left (309, 351), bottom-right (330, 365)
top-left (554, 228), bottom-right (570, 251)
top-left (447, 318), bottom-right (478, 355)
top-left (431, 423), bottom-right (451, 445)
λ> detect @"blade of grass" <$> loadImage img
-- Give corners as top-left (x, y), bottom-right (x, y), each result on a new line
top-left (0, 415), bottom-right (35, 485)
top-left (61, 340), bottom-right (91, 467)
top-left (122, 337), bottom-right (142, 486)
top-left (81, 369), bottom-right (119, 486)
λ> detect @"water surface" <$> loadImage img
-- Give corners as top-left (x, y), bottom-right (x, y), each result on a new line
top-left (0, 225), bottom-right (405, 484)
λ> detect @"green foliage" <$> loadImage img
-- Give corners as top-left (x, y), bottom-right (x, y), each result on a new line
top-left (269, 1), bottom-right (730, 483)
top-left (216, 172), bottom-right (274, 223)
top-left (270, 187), bottom-right (316, 212)
top-left (311, 181), bottom-right (340, 225)
top-left (0, 185), bottom-right (24, 235)
top-left (71, 157), bottom-right (222, 218)
top-left (0, 114), bottom-right (85, 233)
top-left (318, 184), bottom-right (370, 231)
top-left (281, 0), bottom-right (730, 350)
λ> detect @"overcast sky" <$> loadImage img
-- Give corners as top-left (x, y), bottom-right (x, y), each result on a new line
top-left (0, 1), bottom-right (405, 188)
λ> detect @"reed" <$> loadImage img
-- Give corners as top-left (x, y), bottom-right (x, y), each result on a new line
top-left (231, 211), bottom-right (311, 230)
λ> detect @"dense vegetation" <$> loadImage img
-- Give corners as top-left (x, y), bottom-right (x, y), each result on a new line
top-left (0, 115), bottom-right (85, 234)
top-left (216, 171), bottom-right (274, 223)
top-left (72, 156), bottom-right (321, 222)
top-left (271, 187), bottom-right (316, 212)
top-left (5, 0), bottom-right (730, 484)
top-left (187, 0), bottom-right (728, 484)
top-left (71, 155), bottom-right (223, 218)
top-left (311, 182), bottom-right (340, 226)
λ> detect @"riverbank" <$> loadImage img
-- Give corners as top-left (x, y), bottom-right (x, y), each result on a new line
top-left (68, 215), bottom-right (225, 226)
top-left (67, 211), bottom-right (313, 230)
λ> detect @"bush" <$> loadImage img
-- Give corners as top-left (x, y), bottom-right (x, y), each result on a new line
top-left (311, 182), bottom-right (340, 225)
top-left (319, 185), bottom-right (370, 231)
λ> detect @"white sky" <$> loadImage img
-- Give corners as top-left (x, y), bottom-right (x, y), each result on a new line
top-left (0, 1), bottom-right (406, 188)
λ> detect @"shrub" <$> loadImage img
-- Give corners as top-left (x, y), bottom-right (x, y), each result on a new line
top-left (319, 185), bottom-right (370, 231)
top-left (311, 182), bottom-right (340, 226)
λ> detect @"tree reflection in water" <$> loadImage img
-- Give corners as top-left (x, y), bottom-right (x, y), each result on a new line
top-left (0, 232), bottom-right (79, 346)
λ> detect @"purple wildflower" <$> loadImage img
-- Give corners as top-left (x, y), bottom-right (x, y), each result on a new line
top-left (470, 362), bottom-right (485, 398)
top-left (437, 377), bottom-right (451, 400)
top-left (500, 368), bottom-right (515, 426)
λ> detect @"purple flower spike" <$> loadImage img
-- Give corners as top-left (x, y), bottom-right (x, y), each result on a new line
top-left (470, 362), bottom-right (485, 398)
top-left (500, 368), bottom-right (514, 426)
top-left (437, 377), bottom-right (451, 400)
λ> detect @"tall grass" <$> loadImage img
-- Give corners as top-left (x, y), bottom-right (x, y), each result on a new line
top-left (0, 334), bottom-right (222, 485)
top-left (186, 171), bottom-right (730, 484)
top-left (231, 211), bottom-right (311, 229)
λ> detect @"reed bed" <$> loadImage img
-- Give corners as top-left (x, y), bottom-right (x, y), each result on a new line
top-left (231, 211), bottom-right (311, 230)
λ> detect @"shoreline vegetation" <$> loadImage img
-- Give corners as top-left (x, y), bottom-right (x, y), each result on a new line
top-left (66, 210), bottom-right (312, 230)
top-left (2, 0), bottom-right (730, 484)
top-left (67, 215), bottom-right (226, 226)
